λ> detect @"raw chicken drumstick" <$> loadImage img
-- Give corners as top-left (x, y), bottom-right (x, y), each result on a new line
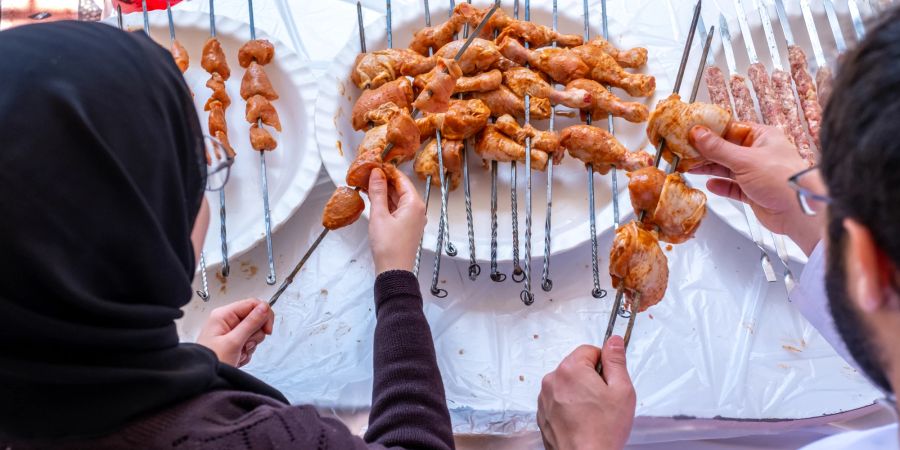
top-left (352, 49), bottom-right (435, 89)
top-left (414, 138), bottom-right (464, 190)
top-left (627, 167), bottom-right (707, 244)
top-left (412, 57), bottom-right (463, 114)
top-left (581, 37), bottom-right (648, 69)
top-left (609, 221), bottom-right (669, 312)
top-left (570, 41), bottom-right (656, 97)
top-left (474, 124), bottom-right (549, 171)
top-left (494, 114), bottom-right (564, 164)
top-left (453, 3), bottom-right (582, 48)
top-left (415, 98), bottom-right (491, 141)
top-left (433, 38), bottom-right (517, 75)
top-left (560, 124), bottom-right (653, 175)
top-left (415, 69), bottom-right (502, 95)
top-left (502, 67), bottom-right (592, 109)
top-left (346, 103), bottom-right (420, 188)
top-left (352, 77), bottom-right (415, 131)
top-left (409, 13), bottom-right (467, 56)
top-left (471, 85), bottom-right (552, 121)
top-left (567, 79), bottom-right (648, 123)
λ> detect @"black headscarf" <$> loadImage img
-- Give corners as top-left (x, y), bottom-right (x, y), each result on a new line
top-left (0, 21), bottom-right (286, 439)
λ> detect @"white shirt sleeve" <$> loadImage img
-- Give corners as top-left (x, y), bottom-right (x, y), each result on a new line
top-left (790, 240), bottom-right (856, 367)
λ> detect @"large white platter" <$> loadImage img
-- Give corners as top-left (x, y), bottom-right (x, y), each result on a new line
top-left (117, 10), bottom-right (321, 270)
top-left (316, 0), bottom-right (659, 263)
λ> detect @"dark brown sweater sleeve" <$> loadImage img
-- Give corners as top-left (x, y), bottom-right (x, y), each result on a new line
top-left (363, 270), bottom-right (454, 450)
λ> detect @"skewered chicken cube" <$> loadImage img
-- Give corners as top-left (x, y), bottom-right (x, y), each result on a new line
top-left (560, 125), bottom-right (652, 174)
top-left (171, 40), bottom-right (189, 73)
top-left (415, 99), bottom-right (490, 141)
top-left (609, 221), bottom-right (668, 312)
top-left (582, 37), bottom-right (648, 69)
top-left (201, 37), bottom-right (230, 79)
top-left (415, 69), bottom-right (502, 95)
top-left (204, 73), bottom-right (231, 111)
top-left (494, 114), bottom-right (563, 163)
top-left (474, 124), bottom-right (548, 170)
top-left (352, 77), bottom-right (414, 131)
top-left (651, 173), bottom-right (706, 244)
top-left (250, 123), bottom-right (277, 151)
top-left (647, 94), bottom-right (748, 171)
top-left (503, 67), bottom-right (592, 109)
top-left (498, 37), bottom-right (589, 85)
top-left (351, 49), bottom-right (435, 89)
top-left (409, 13), bottom-right (467, 56)
top-left (208, 100), bottom-right (227, 138)
top-left (240, 61), bottom-right (279, 100)
top-left (413, 58), bottom-right (463, 114)
top-left (245, 94), bottom-right (282, 131)
top-left (414, 138), bottom-right (464, 190)
top-left (213, 130), bottom-right (236, 158)
top-left (322, 186), bottom-right (365, 230)
top-left (454, 3), bottom-right (582, 47)
top-left (471, 85), bottom-right (551, 121)
top-left (627, 167), bottom-right (666, 216)
top-left (434, 38), bottom-right (516, 75)
top-left (238, 39), bottom-right (275, 68)
top-left (566, 79), bottom-right (648, 123)
top-left (571, 43), bottom-right (655, 97)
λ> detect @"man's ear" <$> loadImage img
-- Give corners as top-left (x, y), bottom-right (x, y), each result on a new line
top-left (844, 218), bottom-right (899, 313)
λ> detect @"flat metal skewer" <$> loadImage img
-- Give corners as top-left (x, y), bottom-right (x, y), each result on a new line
top-left (824, 0), bottom-right (848, 54)
top-left (601, 0), bottom-right (620, 231)
top-left (541, 0), bottom-right (559, 292)
top-left (582, 0), bottom-right (606, 300)
top-left (599, 1), bottom-right (702, 374)
top-left (849, 0), bottom-right (866, 41)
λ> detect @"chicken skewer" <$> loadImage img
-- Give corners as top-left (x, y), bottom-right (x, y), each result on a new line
top-left (582, 0), bottom-right (606, 300)
top-left (601, 0), bottom-right (620, 250)
top-left (828, 0), bottom-right (847, 108)
top-left (518, 0), bottom-right (535, 305)
top-left (737, 0), bottom-right (800, 295)
top-left (207, 0), bottom-right (231, 279)
top-left (715, 16), bottom-right (777, 283)
top-left (598, 1), bottom-right (702, 373)
top-left (801, 0), bottom-right (834, 108)
top-left (774, 0), bottom-right (822, 149)
top-left (454, 0), bottom-right (481, 282)
top-left (540, 0), bottom-right (559, 292)
top-left (246, 0), bottom-right (277, 285)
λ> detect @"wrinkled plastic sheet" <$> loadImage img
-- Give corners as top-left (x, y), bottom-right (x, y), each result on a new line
top-left (174, 0), bottom-right (883, 442)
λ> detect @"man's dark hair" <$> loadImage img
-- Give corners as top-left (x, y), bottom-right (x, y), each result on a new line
top-left (819, 6), bottom-right (900, 394)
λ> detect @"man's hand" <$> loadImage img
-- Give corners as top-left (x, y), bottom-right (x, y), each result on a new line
top-left (689, 124), bottom-right (824, 255)
top-left (537, 337), bottom-right (636, 450)
top-left (368, 168), bottom-right (427, 274)
top-left (197, 299), bottom-right (275, 367)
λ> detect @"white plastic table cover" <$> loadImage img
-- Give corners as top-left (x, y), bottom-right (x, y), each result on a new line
top-left (170, 0), bottom-right (884, 444)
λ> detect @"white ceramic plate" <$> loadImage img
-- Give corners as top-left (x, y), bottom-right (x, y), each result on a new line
top-left (114, 10), bottom-right (321, 270)
top-left (315, 0), bottom-right (668, 263)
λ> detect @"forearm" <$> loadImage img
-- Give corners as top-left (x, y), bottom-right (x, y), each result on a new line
top-left (364, 270), bottom-right (454, 450)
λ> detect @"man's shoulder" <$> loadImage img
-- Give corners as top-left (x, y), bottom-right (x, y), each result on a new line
top-left (800, 423), bottom-right (898, 450)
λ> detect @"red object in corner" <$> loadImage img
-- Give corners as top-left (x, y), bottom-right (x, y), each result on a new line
top-left (114, 0), bottom-right (183, 13)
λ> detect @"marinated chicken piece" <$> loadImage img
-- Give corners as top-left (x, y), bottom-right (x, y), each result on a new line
top-left (240, 62), bottom-right (279, 100)
top-left (351, 49), bottom-right (435, 89)
top-left (414, 139), bottom-right (464, 191)
top-left (346, 137), bottom-right (383, 189)
top-left (245, 94), bottom-right (282, 131)
top-left (214, 130), bottom-right (236, 158)
top-left (360, 103), bottom-right (421, 164)
top-left (171, 40), bottom-right (189, 73)
top-left (413, 58), bottom-right (463, 114)
top-left (415, 99), bottom-right (490, 141)
top-left (494, 114), bottom-right (563, 163)
top-left (434, 38), bottom-right (508, 75)
top-left (454, 2), bottom-right (581, 47)
top-left (560, 124), bottom-right (652, 174)
top-left (503, 67), bottom-right (592, 109)
top-left (571, 43), bottom-right (655, 97)
top-left (238, 39), bottom-right (275, 68)
top-left (250, 123), bottom-right (277, 151)
top-left (498, 37), bottom-right (589, 85)
top-left (409, 14), bottom-right (467, 56)
top-left (650, 173), bottom-right (706, 244)
top-left (453, 2), bottom-right (511, 40)
top-left (415, 69), bottom-right (502, 94)
top-left (207, 101), bottom-right (227, 138)
top-left (567, 79), bottom-right (648, 123)
top-left (474, 124), bottom-right (548, 171)
top-left (647, 94), bottom-right (731, 171)
top-left (352, 77), bottom-right (414, 131)
top-left (627, 167), bottom-right (666, 215)
top-left (609, 221), bottom-right (668, 312)
top-left (204, 73), bottom-right (231, 111)
top-left (583, 37), bottom-right (648, 69)
top-left (471, 85), bottom-right (552, 120)
top-left (201, 37), bottom-right (230, 79)
top-left (322, 186), bottom-right (365, 230)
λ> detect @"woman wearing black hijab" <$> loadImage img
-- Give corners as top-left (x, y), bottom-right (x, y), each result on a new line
top-left (0, 21), bottom-right (453, 449)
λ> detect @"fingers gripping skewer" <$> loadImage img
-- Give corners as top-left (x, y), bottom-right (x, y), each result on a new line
top-left (598, 1), bottom-right (703, 375)
top-left (457, 0), bottom-right (481, 281)
top-left (582, 0), bottom-right (607, 300)
top-left (540, 0), bottom-right (559, 292)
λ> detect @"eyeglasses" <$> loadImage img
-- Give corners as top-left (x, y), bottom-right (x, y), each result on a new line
top-left (788, 165), bottom-right (832, 216)
top-left (204, 135), bottom-right (235, 192)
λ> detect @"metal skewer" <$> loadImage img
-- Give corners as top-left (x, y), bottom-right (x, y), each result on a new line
top-left (517, 0), bottom-right (534, 305)
top-left (601, 0), bottom-right (620, 232)
top-left (598, 1), bottom-right (702, 374)
top-left (245, 0), bottom-right (277, 285)
top-left (541, 0), bottom-right (559, 292)
top-left (798, 0), bottom-right (829, 70)
top-left (116, 4), bottom-right (123, 29)
top-left (207, 0), bottom-right (231, 278)
top-left (507, 1), bottom-right (524, 285)
top-left (455, 0), bottom-right (481, 281)
top-left (849, 0), bottom-right (866, 41)
top-left (582, 0), bottom-right (606, 300)
top-left (489, 29), bottom-right (505, 283)
top-left (141, 0), bottom-right (150, 35)
top-left (824, 0), bottom-right (848, 54)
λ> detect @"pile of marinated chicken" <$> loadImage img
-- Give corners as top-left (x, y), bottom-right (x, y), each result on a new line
top-left (323, 3), bottom-right (744, 311)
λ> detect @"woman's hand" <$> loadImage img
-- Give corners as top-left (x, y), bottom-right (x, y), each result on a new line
top-left (689, 123), bottom-right (824, 255)
top-left (197, 298), bottom-right (275, 367)
top-left (368, 168), bottom-right (427, 274)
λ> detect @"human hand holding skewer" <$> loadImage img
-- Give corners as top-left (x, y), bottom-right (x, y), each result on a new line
top-left (369, 168), bottom-right (427, 274)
